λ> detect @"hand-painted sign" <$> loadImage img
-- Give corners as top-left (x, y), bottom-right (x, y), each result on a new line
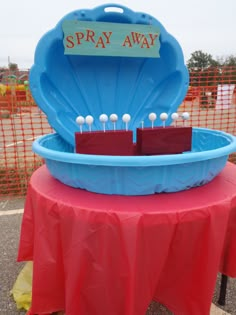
top-left (62, 21), bottom-right (160, 58)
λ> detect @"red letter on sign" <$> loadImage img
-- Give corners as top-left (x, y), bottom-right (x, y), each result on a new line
top-left (75, 32), bottom-right (84, 44)
top-left (96, 36), bottom-right (106, 48)
top-left (102, 32), bottom-right (112, 44)
top-left (122, 35), bottom-right (132, 47)
top-left (141, 37), bottom-right (150, 48)
top-left (149, 34), bottom-right (158, 46)
top-left (86, 29), bottom-right (95, 43)
top-left (66, 36), bottom-right (75, 48)
top-left (131, 32), bottom-right (144, 44)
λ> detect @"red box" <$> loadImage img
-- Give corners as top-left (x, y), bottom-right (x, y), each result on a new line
top-left (136, 126), bottom-right (192, 155)
top-left (75, 130), bottom-right (134, 155)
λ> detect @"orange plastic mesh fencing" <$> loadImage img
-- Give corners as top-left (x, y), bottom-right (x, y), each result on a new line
top-left (180, 66), bottom-right (236, 133)
top-left (0, 70), bottom-right (52, 197)
top-left (0, 66), bottom-right (236, 198)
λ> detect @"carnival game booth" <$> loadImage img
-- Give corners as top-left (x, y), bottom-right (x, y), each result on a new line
top-left (18, 4), bottom-right (236, 315)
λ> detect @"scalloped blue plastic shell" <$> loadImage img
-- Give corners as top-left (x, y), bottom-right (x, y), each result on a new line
top-left (32, 128), bottom-right (236, 195)
top-left (30, 3), bottom-right (189, 145)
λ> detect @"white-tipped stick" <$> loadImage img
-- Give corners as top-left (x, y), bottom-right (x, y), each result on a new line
top-left (85, 115), bottom-right (94, 132)
top-left (160, 113), bottom-right (168, 128)
top-left (148, 113), bottom-right (157, 129)
top-left (122, 114), bottom-right (131, 131)
top-left (182, 112), bottom-right (190, 127)
top-left (110, 114), bottom-right (118, 131)
top-left (76, 116), bottom-right (85, 134)
top-left (99, 114), bottom-right (108, 132)
top-left (171, 112), bottom-right (179, 127)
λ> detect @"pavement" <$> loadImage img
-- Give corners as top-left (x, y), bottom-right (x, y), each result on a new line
top-left (0, 197), bottom-right (236, 315)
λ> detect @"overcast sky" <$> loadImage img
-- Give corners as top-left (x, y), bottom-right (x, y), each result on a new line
top-left (1, 0), bottom-right (235, 69)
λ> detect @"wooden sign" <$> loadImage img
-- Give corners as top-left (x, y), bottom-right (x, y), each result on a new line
top-left (62, 20), bottom-right (160, 58)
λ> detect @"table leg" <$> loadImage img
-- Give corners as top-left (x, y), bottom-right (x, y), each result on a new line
top-left (218, 274), bottom-right (228, 306)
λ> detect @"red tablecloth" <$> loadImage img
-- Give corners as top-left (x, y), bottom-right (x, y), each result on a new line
top-left (18, 163), bottom-right (236, 315)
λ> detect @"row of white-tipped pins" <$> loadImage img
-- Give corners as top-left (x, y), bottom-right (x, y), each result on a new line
top-left (76, 112), bottom-right (190, 132)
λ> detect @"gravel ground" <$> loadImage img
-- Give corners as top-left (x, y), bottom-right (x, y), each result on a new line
top-left (0, 197), bottom-right (236, 315)
top-left (0, 212), bottom-right (26, 315)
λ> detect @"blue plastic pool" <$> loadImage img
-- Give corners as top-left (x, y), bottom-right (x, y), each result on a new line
top-left (33, 128), bottom-right (236, 195)
top-left (30, 4), bottom-right (236, 195)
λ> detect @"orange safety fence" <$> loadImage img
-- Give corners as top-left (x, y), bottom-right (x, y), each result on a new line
top-left (1, 66), bottom-right (236, 198)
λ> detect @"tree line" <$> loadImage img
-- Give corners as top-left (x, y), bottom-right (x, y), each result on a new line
top-left (187, 50), bottom-right (236, 69)
top-left (186, 51), bottom-right (236, 86)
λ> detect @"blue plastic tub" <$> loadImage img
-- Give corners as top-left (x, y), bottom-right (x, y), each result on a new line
top-left (30, 4), bottom-right (236, 195)
top-left (33, 128), bottom-right (236, 195)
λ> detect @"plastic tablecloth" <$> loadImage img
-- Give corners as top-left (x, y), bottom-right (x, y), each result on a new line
top-left (18, 163), bottom-right (236, 315)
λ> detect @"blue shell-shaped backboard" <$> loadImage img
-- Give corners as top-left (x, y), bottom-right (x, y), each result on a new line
top-left (30, 3), bottom-right (189, 146)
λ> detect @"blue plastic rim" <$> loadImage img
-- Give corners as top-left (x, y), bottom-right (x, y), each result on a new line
top-left (32, 128), bottom-right (236, 195)
top-left (30, 3), bottom-right (189, 146)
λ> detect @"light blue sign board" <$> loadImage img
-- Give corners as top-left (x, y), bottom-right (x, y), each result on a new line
top-left (62, 20), bottom-right (161, 58)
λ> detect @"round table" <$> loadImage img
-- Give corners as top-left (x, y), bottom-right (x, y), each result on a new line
top-left (18, 163), bottom-right (236, 315)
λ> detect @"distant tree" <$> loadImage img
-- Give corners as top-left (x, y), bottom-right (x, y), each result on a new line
top-left (222, 55), bottom-right (236, 66)
top-left (0, 67), bottom-right (7, 82)
top-left (187, 50), bottom-right (219, 70)
top-left (187, 51), bottom-right (220, 88)
top-left (216, 55), bottom-right (236, 66)
top-left (217, 55), bottom-right (236, 84)
top-left (8, 63), bottom-right (18, 72)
